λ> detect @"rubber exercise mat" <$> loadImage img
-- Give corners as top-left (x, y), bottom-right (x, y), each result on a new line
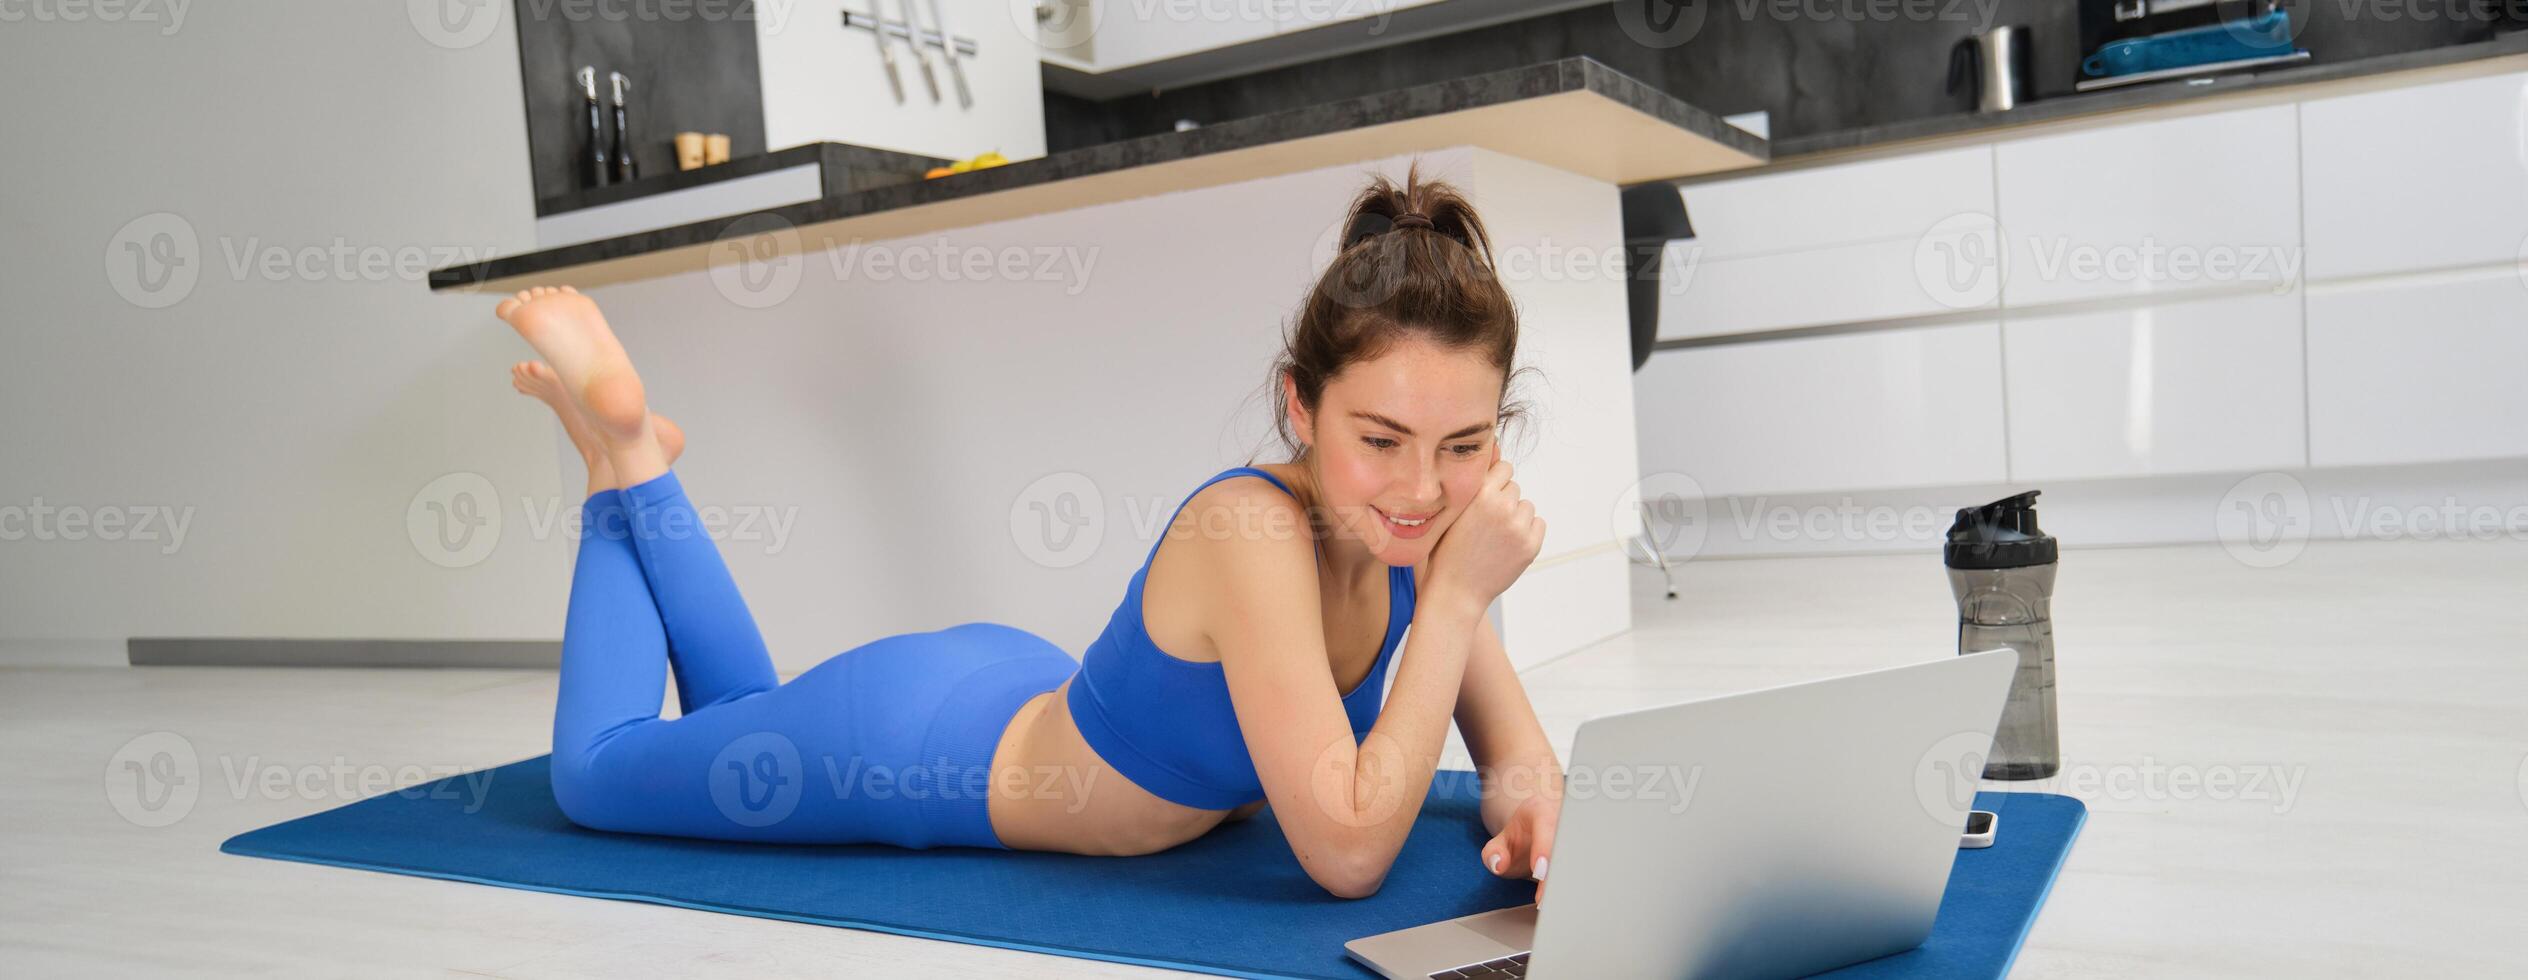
top-left (221, 756), bottom-right (2083, 978)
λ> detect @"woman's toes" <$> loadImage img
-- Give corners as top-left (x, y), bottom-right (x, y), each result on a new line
top-left (495, 294), bottom-right (524, 320)
top-left (558, 285), bottom-right (579, 295)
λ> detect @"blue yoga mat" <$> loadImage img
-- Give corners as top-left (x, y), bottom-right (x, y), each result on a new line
top-left (221, 756), bottom-right (2082, 979)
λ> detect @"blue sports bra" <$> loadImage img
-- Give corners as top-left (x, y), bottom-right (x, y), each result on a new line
top-left (1065, 466), bottom-right (1416, 810)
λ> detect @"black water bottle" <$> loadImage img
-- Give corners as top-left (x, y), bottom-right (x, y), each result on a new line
top-left (1945, 491), bottom-right (2060, 780)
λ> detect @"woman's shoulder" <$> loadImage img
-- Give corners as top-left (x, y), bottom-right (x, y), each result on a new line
top-left (1166, 466), bottom-right (1309, 560)
top-left (1142, 467), bottom-right (1317, 663)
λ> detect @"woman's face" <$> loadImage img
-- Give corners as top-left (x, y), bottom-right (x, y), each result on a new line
top-left (1291, 336), bottom-right (1505, 569)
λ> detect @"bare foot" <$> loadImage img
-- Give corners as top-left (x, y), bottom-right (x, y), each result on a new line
top-left (653, 414), bottom-right (685, 464)
top-left (495, 287), bottom-right (669, 486)
top-left (512, 361), bottom-right (683, 496)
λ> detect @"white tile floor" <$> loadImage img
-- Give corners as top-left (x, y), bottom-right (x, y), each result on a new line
top-left (6, 538), bottom-right (2525, 977)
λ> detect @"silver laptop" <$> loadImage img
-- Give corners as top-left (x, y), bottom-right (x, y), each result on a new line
top-left (1346, 649), bottom-right (2018, 979)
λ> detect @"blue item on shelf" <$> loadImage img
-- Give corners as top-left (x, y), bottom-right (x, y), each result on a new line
top-left (2083, 10), bottom-right (2298, 78)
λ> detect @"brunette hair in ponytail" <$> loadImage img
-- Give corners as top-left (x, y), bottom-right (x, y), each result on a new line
top-left (1257, 160), bottom-right (1534, 465)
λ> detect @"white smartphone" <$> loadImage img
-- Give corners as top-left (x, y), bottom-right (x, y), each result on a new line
top-left (1960, 809), bottom-right (1998, 849)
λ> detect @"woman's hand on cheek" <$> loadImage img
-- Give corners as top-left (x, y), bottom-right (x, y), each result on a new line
top-left (1479, 795), bottom-right (1559, 906)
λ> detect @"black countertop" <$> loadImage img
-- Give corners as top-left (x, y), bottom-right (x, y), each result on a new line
top-left (430, 56), bottom-right (1765, 291)
top-left (534, 142), bottom-right (950, 218)
top-left (1762, 31), bottom-right (2528, 165)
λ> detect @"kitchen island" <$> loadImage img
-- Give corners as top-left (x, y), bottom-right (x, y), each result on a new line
top-left (432, 57), bottom-right (1762, 674)
top-left (429, 57), bottom-right (1764, 293)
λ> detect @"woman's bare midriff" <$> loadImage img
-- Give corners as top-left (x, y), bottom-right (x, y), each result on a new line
top-left (983, 676), bottom-right (1262, 855)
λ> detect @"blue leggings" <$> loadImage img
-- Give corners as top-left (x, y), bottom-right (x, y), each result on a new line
top-left (549, 471), bottom-right (1079, 849)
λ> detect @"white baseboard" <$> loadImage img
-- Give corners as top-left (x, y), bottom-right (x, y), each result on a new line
top-left (0, 638), bottom-right (131, 668)
top-left (1639, 457), bottom-right (2528, 561)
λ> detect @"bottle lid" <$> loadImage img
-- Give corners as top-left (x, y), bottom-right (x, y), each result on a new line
top-left (1944, 490), bottom-right (2058, 569)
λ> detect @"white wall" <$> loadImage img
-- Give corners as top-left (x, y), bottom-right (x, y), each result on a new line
top-left (579, 147), bottom-right (1635, 673)
top-left (0, 10), bottom-right (1635, 673)
top-left (756, 0), bottom-right (1048, 162)
top-left (1456, 150), bottom-right (1637, 669)
top-left (0, 4), bottom-right (562, 665)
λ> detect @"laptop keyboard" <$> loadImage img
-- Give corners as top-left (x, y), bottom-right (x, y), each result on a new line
top-left (1429, 952), bottom-right (1529, 978)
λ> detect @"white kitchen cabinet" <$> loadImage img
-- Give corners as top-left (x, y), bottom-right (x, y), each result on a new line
top-left (2305, 268), bottom-right (2528, 467)
top-left (1660, 217), bottom-right (1998, 339)
top-left (1994, 104), bottom-right (2301, 308)
top-left (1633, 323), bottom-right (2010, 497)
top-left (1677, 145), bottom-right (1994, 260)
top-left (1278, 0), bottom-right (1444, 32)
top-left (2002, 289), bottom-right (2307, 481)
top-left (1662, 146), bottom-right (1999, 338)
top-left (760, 0), bottom-right (1047, 161)
top-left (1080, 0), bottom-right (1284, 71)
top-left (2301, 70), bottom-right (2528, 282)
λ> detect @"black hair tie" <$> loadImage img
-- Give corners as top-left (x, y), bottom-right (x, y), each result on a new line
top-left (1342, 209), bottom-right (1448, 251)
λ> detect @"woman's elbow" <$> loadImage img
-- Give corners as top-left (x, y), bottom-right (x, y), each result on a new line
top-left (1313, 855), bottom-right (1393, 900)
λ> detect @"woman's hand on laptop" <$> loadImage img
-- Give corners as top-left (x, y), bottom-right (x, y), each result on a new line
top-left (1480, 794), bottom-right (1558, 905)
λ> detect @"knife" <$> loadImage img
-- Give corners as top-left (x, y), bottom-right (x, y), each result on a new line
top-left (895, 0), bottom-right (941, 103)
top-left (927, 0), bottom-right (974, 109)
top-left (864, 0), bottom-right (904, 103)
